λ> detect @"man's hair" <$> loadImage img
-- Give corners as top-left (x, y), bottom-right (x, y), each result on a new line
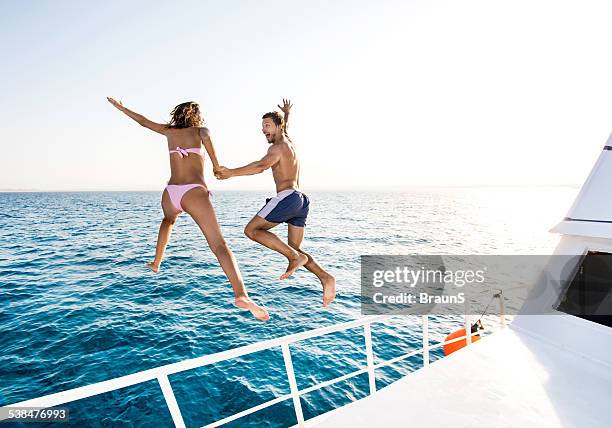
top-left (262, 111), bottom-right (284, 127)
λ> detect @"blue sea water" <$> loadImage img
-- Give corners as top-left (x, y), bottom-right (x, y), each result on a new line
top-left (0, 188), bottom-right (576, 427)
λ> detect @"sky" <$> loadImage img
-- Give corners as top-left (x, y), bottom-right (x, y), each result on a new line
top-left (1, 0), bottom-right (612, 191)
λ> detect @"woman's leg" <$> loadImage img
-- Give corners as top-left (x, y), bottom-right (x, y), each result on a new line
top-left (181, 188), bottom-right (269, 321)
top-left (147, 190), bottom-right (180, 273)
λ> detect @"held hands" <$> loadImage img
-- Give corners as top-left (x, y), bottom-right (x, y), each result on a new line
top-left (215, 166), bottom-right (232, 180)
top-left (107, 97), bottom-right (124, 111)
top-left (278, 98), bottom-right (292, 115)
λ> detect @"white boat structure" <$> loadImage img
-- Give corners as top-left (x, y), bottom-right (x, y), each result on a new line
top-left (4, 137), bottom-right (612, 427)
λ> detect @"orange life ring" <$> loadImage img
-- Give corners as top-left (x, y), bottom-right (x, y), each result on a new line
top-left (443, 328), bottom-right (481, 356)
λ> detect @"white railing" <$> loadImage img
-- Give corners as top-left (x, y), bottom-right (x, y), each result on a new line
top-left (1, 289), bottom-right (518, 428)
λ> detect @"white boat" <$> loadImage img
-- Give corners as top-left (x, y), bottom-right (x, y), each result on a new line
top-left (3, 137), bottom-right (612, 427)
top-left (308, 136), bottom-right (612, 428)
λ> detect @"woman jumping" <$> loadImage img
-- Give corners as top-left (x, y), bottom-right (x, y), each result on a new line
top-left (107, 97), bottom-right (269, 321)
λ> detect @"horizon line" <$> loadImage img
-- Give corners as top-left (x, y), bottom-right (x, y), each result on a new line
top-left (0, 184), bottom-right (581, 193)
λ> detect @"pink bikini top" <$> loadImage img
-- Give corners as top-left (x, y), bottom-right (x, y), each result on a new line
top-left (169, 146), bottom-right (205, 158)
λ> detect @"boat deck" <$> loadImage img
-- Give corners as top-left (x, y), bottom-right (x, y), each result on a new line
top-left (309, 325), bottom-right (612, 427)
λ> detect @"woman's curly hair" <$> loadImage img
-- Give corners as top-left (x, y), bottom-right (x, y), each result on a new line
top-left (168, 101), bottom-right (203, 128)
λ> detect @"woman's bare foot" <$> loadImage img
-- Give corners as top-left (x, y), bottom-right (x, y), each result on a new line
top-left (280, 254), bottom-right (308, 280)
top-left (321, 274), bottom-right (336, 306)
top-left (235, 297), bottom-right (270, 321)
top-left (146, 261), bottom-right (160, 273)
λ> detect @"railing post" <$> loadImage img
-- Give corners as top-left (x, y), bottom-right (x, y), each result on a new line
top-left (422, 315), bottom-right (429, 366)
top-left (498, 290), bottom-right (507, 328)
top-left (363, 323), bottom-right (377, 394)
top-left (158, 375), bottom-right (186, 428)
top-left (465, 300), bottom-right (472, 345)
top-left (282, 344), bottom-right (305, 427)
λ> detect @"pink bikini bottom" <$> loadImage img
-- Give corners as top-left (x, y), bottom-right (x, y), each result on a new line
top-left (165, 184), bottom-right (211, 212)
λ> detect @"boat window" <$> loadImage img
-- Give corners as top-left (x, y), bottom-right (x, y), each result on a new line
top-left (556, 251), bottom-right (612, 328)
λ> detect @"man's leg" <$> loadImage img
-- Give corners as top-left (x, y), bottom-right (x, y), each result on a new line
top-left (244, 215), bottom-right (308, 279)
top-left (287, 224), bottom-right (336, 306)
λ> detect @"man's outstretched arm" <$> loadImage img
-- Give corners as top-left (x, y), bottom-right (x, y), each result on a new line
top-left (218, 146), bottom-right (281, 179)
top-left (278, 98), bottom-right (292, 136)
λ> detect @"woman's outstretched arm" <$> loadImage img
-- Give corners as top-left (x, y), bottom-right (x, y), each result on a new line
top-left (107, 97), bottom-right (168, 135)
top-left (199, 127), bottom-right (221, 175)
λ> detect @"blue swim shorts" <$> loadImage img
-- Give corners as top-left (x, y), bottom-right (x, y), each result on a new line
top-left (256, 189), bottom-right (310, 227)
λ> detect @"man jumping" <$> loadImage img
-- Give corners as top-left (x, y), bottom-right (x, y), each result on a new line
top-left (216, 100), bottom-right (336, 306)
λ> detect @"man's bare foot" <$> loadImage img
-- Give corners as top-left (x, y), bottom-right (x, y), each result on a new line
top-left (280, 254), bottom-right (308, 280)
top-left (235, 297), bottom-right (270, 321)
top-left (146, 261), bottom-right (160, 273)
top-left (321, 274), bottom-right (336, 306)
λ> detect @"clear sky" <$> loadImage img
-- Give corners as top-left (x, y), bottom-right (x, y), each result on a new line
top-left (1, 0), bottom-right (612, 191)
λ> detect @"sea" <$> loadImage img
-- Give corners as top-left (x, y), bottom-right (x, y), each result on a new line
top-left (0, 187), bottom-right (577, 427)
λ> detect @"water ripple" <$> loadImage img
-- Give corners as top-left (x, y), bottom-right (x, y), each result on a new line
top-left (0, 188), bottom-right (574, 426)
